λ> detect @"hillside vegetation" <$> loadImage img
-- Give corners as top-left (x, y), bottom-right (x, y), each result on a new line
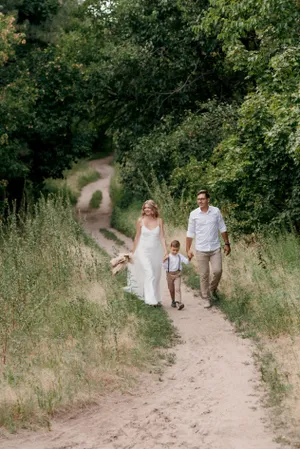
top-left (1, 0), bottom-right (299, 233)
top-left (0, 192), bottom-right (174, 430)
top-left (1, 0), bottom-right (300, 441)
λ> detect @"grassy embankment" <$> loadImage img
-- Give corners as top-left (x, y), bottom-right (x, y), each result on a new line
top-left (110, 165), bottom-right (300, 446)
top-left (0, 162), bottom-right (175, 432)
top-left (43, 159), bottom-right (101, 205)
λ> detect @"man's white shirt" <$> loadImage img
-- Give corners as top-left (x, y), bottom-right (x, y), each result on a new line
top-left (186, 206), bottom-right (226, 252)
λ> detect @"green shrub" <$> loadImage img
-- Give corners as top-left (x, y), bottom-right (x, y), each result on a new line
top-left (89, 190), bottom-right (102, 209)
top-left (42, 179), bottom-right (78, 205)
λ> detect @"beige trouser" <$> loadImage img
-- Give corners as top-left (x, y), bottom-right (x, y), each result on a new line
top-left (166, 271), bottom-right (182, 303)
top-left (196, 248), bottom-right (222, 300)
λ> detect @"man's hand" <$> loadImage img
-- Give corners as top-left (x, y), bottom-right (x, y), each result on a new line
top-left (224, 245), bottom-right (231, 256)
top-left (187, 250), bottom-right (194, 260)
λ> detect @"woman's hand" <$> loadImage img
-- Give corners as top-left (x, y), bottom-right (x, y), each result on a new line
top-left (163, 253), bottom-right (169, 262)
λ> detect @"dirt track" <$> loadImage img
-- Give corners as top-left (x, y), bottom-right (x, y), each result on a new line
top-left (0, 157), bottom-right (280, 449)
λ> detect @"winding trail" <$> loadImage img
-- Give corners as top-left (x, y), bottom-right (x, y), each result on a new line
top-left (0, 157), bottom-right (280, 449)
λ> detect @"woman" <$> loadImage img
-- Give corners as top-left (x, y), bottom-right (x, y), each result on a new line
top-left (126, 200), bottom-right (168, 306)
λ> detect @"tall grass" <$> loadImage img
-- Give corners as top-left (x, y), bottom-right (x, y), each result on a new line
top-left (147, 177), bottom-right (190, 230)
top-left (43, 160), bottom-right (100, 203)
top-left (110, 166), bottom-right (190, 239)
top-left (0, 195), bottom-right (174, 431)
top-left (220, 233), bottom-right (300, 337)
top-left (110, 166), bottom-right (140, 238)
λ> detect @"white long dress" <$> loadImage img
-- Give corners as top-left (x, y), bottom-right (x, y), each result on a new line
top-left (126, 223), bottom-right (163, 305)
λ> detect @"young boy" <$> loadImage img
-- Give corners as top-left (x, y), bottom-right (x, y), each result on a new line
top-left (162, 240), bottom-right (190, 310)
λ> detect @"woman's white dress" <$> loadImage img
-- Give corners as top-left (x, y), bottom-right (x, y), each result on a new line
top-left (126, 223), bottom-right (163, 305)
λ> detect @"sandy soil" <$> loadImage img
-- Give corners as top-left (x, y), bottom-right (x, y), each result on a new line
top-left (0, 158), bottom-right (281, 449)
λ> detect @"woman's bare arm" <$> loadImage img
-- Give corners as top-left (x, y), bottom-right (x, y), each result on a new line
top-left (159, 218), bottom-right (168, 257)
top-left (132, 218), bottom-right (142, 254)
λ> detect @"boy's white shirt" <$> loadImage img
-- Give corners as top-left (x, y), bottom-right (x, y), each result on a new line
top-left (162, 253), bottom-right (189, 272)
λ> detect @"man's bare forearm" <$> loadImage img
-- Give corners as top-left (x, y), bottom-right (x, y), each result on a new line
top-left (186, 237), bottom-right (193, 253)
top-left (221, 232), bottom-right (229, 244)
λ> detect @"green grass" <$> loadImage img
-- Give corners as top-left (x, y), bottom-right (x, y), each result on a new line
top-left (89, 190), bottom-right (103, 209)
top-left (182, 264), bottom-right (200, 291)
top-left (219, 233), bottom-right (300, 337)
top-left (78, 171), bottom-right (101, 190)
top-left (109, 166), bottom-right (141, 238)
top-left (99, 228), bottom-right (125, 246)
top-left (111, 202), bottom-right (140, 239)
top-left (0, 195), bottom-right (176, 431)
top-left (258, 349), bottom-right (291, 407)
top-left (109, 164), bottom-right (191, 238)
top-left (42, 179), bottom-right (79, 205)
top-left (43, 160), bottom-right (101, 203)
top-left (124, 293), bottom-right (177, 349)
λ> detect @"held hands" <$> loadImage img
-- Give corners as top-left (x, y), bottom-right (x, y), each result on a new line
top-left (187, 250), bottom-right (194, 261)
top-left (163, 252), bottom-right (169, 262)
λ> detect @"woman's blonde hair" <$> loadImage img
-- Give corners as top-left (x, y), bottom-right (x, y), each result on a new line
top-left (141, 199), bottom-right (159, 218)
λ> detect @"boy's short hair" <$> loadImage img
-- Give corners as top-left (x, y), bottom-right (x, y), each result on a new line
top-left (170, 240), bottom-right (180, 249)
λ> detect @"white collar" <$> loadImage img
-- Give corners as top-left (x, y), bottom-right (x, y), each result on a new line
top-left (199, 206), bottom-right (211, 214)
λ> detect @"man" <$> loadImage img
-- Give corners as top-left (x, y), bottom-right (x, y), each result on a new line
top-left (186, 190), bottom-right (231, 308)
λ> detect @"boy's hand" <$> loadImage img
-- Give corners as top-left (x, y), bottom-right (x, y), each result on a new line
top-left (163, 253), bottom-right (169, 262)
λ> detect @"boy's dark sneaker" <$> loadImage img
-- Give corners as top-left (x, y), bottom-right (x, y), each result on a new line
top-left (171, 300), bottom-right (177, 308)
top-left (178, 303), bottom-right (184, 310)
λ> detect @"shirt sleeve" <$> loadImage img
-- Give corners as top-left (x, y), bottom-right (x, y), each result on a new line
top-left (218, 209), bottom-right (227, 233)
top-left (186, 212), bottom-right (195, 238)
top-left (180, 254), bottom-right (189, 265)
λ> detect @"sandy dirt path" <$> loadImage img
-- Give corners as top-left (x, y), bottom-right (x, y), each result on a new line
top-left (0, 158), bottom-right (280, 449)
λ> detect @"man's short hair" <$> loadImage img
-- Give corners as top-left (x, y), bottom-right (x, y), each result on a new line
top-left (170, 240), bottom-right (180, 249)
top-left (197, 189), bottom-right (210, 199)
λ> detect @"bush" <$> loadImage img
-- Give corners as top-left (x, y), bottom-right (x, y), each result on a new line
top-left (89, 190), bottom-right (102, 209)
top-left (119, 102), bottom-right (238, 198)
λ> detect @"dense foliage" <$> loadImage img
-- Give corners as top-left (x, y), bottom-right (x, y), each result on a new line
top-left (1, 0), bottom-right (299, 231)
top-left (0, 0), bottom-right (107, 202)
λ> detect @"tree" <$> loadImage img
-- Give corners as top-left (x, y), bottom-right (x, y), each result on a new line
top-left (187, 0), bottom-right (300, 231)
top-left (0, 12), bottom-right (24, 65)
top-left (0, 1), bottom-right (109, 201)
